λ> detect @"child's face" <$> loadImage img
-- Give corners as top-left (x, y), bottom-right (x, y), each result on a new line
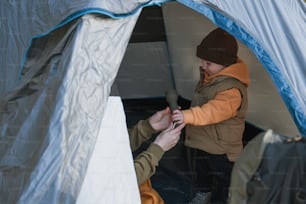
top-left (201, 59), bottom-right (225, 76)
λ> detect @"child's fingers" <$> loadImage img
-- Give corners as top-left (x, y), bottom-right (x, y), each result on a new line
top-left (171, 123), bottom-right (185, 132)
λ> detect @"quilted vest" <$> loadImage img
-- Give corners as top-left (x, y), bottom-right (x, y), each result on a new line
top-left (185, 75), bottom-right (248, 161)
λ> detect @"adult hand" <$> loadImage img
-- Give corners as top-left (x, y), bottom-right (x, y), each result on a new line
top-left (172, 109), bottom-right (184, 124)
top-left (148, 107), bottom-right (172, 132)
top-left (153, 123), bottom-right (185, 151)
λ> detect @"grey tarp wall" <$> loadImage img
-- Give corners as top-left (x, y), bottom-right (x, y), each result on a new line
top-left (1, 0), bottom-right (306, 203)
top-left (0, 0), bottom-right (147, 202)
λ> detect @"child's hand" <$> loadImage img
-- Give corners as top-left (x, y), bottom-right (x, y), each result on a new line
top-left (172, 109), bottom-right (184, 124)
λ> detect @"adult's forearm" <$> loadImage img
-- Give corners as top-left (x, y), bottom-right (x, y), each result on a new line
top-left (128, 119), bottom-right (156, 151)
top-left (134, 143), bottom-right (164, 185)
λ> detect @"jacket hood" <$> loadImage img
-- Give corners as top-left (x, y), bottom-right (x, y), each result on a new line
top-left (205, 58), bottom-right (250, 87)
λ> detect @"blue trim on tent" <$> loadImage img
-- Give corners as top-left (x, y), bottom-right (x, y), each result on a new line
top-left (17, 0), bottom-right (173, 82)
top-left (177, 0), bottom-right (306, 136)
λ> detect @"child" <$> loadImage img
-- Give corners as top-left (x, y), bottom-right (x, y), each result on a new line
top-left (172, 27), bottom-right (250, 203)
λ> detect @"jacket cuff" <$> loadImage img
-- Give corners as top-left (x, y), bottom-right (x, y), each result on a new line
top-left (146, 143), bottom-right (165, 162)
top-left (140, 119), bottom-right (157, 135)
top-left (182, 109), bottom-right (194, 124)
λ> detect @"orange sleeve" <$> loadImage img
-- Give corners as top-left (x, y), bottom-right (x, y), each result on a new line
top-left (182, 88), bottom-right (242, 125)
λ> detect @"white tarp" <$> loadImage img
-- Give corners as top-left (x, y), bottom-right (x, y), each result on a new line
top-left (1, 0), bottom-right (305, 203)
top-left (76, 97), bottom-right (140, 204)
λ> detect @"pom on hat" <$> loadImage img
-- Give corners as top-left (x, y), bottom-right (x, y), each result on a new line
top-left (196, 28), bottom-right (238, 66)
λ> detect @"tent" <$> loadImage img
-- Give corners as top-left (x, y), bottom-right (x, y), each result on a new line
top-left (0, 0), bottom-right (305, 203)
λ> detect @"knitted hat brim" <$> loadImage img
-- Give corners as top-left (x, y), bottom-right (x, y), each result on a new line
top-left (197, 45), bottom-right (237, 66)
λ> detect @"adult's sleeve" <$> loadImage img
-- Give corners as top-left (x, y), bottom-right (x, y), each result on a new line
top-left (128, 119), bottom-right (165, 185)
top-left (134, 143), bottom-right (164, 185)
top-left (128, 119), bottom-right (156, 151)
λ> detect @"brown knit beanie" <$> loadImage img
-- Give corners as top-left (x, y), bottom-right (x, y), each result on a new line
top-left (196, 27), bottom-right (238, 66)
